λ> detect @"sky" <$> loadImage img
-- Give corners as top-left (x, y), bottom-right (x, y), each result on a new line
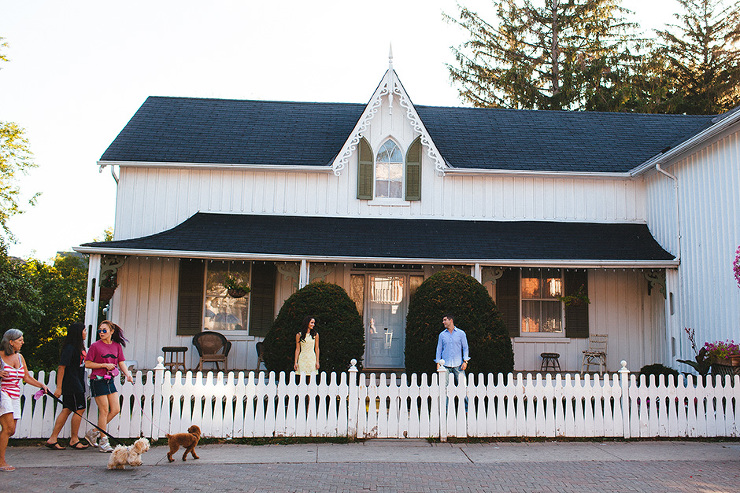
top-left (1, 0), bottom-right (677, 261)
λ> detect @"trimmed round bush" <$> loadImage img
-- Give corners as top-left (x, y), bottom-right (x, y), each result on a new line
top-left (262, 282), bottom-right (364, 374)
top-left (405, 270), bottom-right (514, 377)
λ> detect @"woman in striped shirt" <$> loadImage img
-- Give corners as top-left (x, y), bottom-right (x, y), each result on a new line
top-left (0, 329), bottom-right (48, 472)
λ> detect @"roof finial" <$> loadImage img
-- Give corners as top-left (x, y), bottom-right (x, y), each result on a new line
top-left (389, 43), bottom-right (393, 69)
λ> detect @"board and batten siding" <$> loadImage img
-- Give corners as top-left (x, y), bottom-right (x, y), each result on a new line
top-left (645, 126), bottom-right (740, 367)
top-left (106, 258), bottom-right (347, 370)
top-left (113, 164), bottom-right (647, 241)
top-left (513, 269), bottom-right (665, 372)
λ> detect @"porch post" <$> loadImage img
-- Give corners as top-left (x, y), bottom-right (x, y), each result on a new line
top-left (473, 263), bottom-right (482, 283)
top-left (299, 259), bottom-right (309, 288)
top-left (348, 359), bottom-right (358, 439)
top-left (619, 360), bottom-right (631, 439)
top-left (438, 361), bottom-right (448, 442)
top-left (84, 254), bottom-right (102, 345)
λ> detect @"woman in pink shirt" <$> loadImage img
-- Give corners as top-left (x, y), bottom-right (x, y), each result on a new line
top-left (84, 321), bottom-right (133, 453)
top-left (0, 329), bottom-right (48, 472)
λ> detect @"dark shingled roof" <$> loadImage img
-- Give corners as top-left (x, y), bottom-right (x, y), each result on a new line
top-left (100, 96), bottom-right (716, 173)
top-left (81, 213), bottom-right (674, 262)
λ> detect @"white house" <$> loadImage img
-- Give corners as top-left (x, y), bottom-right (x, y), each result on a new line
top-left (75, 59), bottom-right (740, 373)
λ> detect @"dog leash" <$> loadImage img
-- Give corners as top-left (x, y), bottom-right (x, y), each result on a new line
top-left (40, 389), bottom-right (122, 445)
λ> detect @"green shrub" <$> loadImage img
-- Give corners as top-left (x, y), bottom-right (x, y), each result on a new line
top-left (262, 282), bottom-right (364, 375)
top-left (639, 363), bottom-right (680, 386)
top-left (405, 270), bottom-right (514, 377)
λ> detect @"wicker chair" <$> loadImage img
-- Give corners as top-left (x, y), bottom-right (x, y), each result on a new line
top-left (192, 331), bottom-right (232, 371)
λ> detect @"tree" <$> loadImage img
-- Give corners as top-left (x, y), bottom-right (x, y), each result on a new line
top-left (656, 0), bottom-right (740, 114)
top-left (445, 0), bottom-right (640, 111)
top-left (0, 37), bottom-right (37, 240)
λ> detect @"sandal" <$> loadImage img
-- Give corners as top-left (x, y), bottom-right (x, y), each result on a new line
top-left (0, 465), bottom-right (16, 471)
top-left (69, 441), bottom-right (89, 450)
top-left (45, 442), bottom-right (65, 450)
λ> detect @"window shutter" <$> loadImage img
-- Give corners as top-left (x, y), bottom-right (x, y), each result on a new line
top-left (249, 262), bottom-right (277, 337)
top-left (564, 269), bottom-right (589, 338)
top-left (176, 259), bottom-right (205, 336)
top-left (405, 138), bottom-right (421, 201)
top-left (495, 268), bottom-right (520, 338)
top-left (357, 138), bottom-right (373, 200)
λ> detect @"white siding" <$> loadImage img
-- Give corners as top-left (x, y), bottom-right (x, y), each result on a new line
top-left (645, 127), bottom-right (740, 366)
top-left (513, 269), bottom-right (665, 372)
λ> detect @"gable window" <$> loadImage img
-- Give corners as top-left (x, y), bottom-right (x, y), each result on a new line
top-left (375, 139), bottom-right (403, 199)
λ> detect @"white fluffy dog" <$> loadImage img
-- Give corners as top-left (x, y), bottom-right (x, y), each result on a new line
top-left (107, 437), bottom-right (150, 470)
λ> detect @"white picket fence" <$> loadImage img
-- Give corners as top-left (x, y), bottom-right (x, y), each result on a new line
top-left (16, 360), bottom-right (739, 440)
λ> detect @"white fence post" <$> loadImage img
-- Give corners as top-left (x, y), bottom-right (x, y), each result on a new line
top-left (348, 359), bottom-right (358, 439)
top-left (619, 360), bottom-right (631, 439)
top-left (438, 361), bottom-right (447, 442)
top-left (152, 356), bottom-right (165, 440)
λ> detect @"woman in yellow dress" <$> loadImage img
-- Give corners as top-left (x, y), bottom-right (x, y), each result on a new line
top-left (294, 316), bottom-right (319, 376)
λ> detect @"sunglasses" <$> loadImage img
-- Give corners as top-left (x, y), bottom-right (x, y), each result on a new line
top-left (98, 329), bottom-right (108, 334)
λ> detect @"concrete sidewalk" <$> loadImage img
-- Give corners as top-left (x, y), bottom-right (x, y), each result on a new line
top-left (4, 440), bottom-right (740, 492)
top-left (7, 439), bottom-right (740, 467)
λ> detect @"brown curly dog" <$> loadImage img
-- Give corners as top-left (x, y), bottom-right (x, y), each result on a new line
top-left (165, 425), bottom-right (201, 462)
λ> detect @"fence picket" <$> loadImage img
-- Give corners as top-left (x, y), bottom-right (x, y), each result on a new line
top-left (16, 364), bottom-right (740, 440)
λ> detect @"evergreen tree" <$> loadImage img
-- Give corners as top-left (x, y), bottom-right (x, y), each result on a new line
top-left (656, 0), bottom-right (740, 114)
top-left (445, 0), bottom-right (640, 111)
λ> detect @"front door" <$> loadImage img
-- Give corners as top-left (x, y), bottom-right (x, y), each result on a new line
top-left (365, 275), bottom-right (406, 368)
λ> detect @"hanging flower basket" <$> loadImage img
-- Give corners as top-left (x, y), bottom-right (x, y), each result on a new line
top-left (227, 288), bottom-right (249, 298)
top-left (99, 286), bottom-right (116, 302)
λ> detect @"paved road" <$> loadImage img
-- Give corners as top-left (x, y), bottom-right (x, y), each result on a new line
top-left (4, 440), bottom-right (740, 492)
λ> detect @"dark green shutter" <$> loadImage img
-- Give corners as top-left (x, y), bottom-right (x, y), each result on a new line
top-left (564, 269), bottom-right (589, 338)
top-left (357, 138), bottom-right (373, 199)
top-left (405, 138), bottom-right (421, 201)
top-left (176, 259), bottom-right (205, 336)
top-left (249, 262), bottom-right (277, 337)
top-left (496, 268), bottom-right (520, 338)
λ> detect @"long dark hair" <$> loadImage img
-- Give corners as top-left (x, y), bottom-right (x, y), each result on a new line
top-left (99, 320), bottom-right (129, 347)
top-left (64, 322), bottom-right (86, 359)
top-left (299, 316), bottom-right (316, 342)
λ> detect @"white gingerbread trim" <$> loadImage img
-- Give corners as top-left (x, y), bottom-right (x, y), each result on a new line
top-left (331, 67), bottom-right (449, 176)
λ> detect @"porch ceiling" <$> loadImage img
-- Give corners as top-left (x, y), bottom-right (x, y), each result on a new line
top-left (75, 213), bottom-right (676, 267)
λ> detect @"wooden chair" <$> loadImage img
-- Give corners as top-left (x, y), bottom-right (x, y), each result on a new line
top-left (581, 334), bottom-right (608, 375)
top-left (192, 331), bottom-right (232, 371)
top-left (255, 341), bottom-right (264, 371)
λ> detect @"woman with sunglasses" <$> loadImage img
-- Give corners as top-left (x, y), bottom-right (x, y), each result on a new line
top-left (84, 320), bottom-right (133, 453)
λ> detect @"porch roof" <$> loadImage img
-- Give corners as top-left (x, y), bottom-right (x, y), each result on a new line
top-left (76, 213), bottom-right (676, 268)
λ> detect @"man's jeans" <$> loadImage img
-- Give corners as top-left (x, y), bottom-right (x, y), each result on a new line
top-left (443, 365), bottom-right (468, 412)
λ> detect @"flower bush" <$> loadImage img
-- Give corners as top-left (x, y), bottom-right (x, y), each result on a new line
top-left (703, 340), bottom-right (740, 361)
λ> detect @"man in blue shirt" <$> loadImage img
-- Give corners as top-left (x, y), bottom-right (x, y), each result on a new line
top-left (435, 313), bottom-right (470, 385)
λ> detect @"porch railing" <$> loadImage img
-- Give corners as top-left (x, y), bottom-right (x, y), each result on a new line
top-left (16, 359), bottom-right (739, 440)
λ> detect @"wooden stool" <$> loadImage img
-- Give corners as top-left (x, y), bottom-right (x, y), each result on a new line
top-left (540, 352), bottom-right (561, 372)
top-left (162, 346), bottom-right (188, 372)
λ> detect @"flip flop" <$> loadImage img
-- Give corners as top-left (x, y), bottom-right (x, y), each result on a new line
top-left (69, 441), bottom-right (89, 450)
top-left (0, 465), bottom-right (16, 471)
top-left (45, 442), bottom-right (65, 450)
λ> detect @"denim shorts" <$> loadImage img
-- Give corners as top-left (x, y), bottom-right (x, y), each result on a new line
top-left (89, 378), bottom-right (117, 397)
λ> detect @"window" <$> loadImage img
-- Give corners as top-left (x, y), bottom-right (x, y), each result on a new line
top-left (176, 259), bottom-right (276, 336)
top-left (375, 139), bottom-right (403, 199)
top-left (204, 261), bottom-right (251, 331)
top-left (521, 268), bottom-right (563, 334)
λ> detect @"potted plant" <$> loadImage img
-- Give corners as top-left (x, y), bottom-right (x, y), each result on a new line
top-left (677, 327), bottom-right (711, 377)
top-left (704, 340), bottom-right (740, 367)
top-left (99, 271), bottom-right (118, 302)
top-left (224, 274), bottom-right (251, 298)
top-left (557, 284), bottom-right (591, 307)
